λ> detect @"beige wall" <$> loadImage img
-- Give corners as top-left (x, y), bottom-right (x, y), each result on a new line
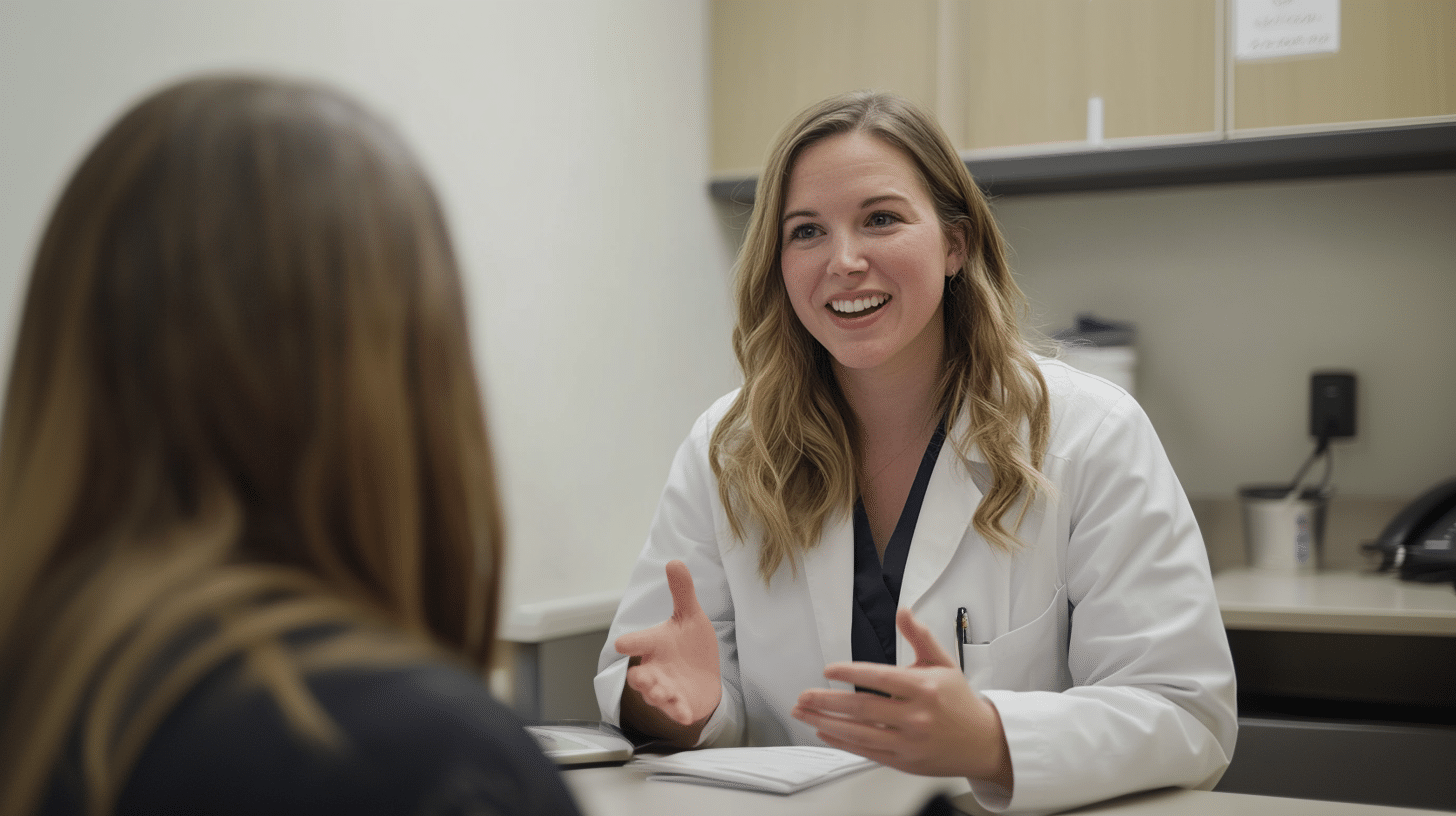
top-left (0, 0), bottom-right (740, 610)
top-left (992, 171), bottom-right (1456, 503)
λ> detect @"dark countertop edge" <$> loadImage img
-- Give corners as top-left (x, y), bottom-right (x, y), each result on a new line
top-left (708, 121), bottom-right (1456, 203)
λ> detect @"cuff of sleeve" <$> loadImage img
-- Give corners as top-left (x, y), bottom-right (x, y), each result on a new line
top-left (963, 690), bottom-right (1016, 814)
top-left (967, 779), bottom-right (1014, 814)
top-left (692, 682), bottom-right (738, 747)
top-left (592, 657), bottom-right (628, 726)
top-left (962, 689), bottom-right (1058, 816)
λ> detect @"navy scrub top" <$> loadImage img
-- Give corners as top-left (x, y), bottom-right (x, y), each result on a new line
top-left (850, 420), bottom-right (948, 667)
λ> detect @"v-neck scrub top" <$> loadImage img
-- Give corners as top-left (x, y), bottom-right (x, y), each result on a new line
top-left (595, 359), bottom-right (1236, 815)
top-left (851, 421), bottom-right (947, 667)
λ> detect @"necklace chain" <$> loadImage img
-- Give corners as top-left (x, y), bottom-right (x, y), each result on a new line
top-left (864, 435), bottom-right (920, 485)
top-left (860, 418), bottom-right (934, 492)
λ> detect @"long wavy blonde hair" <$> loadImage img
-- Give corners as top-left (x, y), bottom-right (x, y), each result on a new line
top-left (710, 91), bottom-right (1050, 582)
top-left (0, 76), bottom-right (503, 815)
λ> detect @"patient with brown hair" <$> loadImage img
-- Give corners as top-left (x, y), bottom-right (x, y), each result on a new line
top-left (0, 74), bottom-right (582, 816)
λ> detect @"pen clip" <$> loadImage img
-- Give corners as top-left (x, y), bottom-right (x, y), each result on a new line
top-left (955, 607), bottom-right (969, 672)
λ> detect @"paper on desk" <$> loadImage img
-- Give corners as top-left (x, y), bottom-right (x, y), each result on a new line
top-left (631, 746), bottom-right (877, 795)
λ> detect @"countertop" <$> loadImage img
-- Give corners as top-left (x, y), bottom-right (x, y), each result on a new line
top-left (1213, 568), bottom-right (1456, 636)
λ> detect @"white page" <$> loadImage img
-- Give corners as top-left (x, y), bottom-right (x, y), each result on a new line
top-left (1234, 0), bottom-right (1340, 61)
top-left (633, 746), bottom-right (878, 795)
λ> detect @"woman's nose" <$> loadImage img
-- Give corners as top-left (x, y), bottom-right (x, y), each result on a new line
top-left (828, 233), bottom-right (868, 277)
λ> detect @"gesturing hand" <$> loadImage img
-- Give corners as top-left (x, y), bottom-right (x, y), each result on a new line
top-left (615, 560), bottom-right (722, 729)
top-left (791, 607), bottom-right (1013, 790)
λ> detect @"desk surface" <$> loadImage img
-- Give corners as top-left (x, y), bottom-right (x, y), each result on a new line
top-left (1214, 568), bottom-right (1456, 636)
top-left (562, 763), bottom-right (1451, 816)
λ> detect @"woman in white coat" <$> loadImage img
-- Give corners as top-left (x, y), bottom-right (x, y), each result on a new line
top-left (594, 92), bottom-right (1236, 814)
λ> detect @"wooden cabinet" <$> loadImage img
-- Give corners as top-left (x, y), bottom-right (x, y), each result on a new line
top-left (709, 0), bottom-right (1456, 184)
top-left (1231, 0), bottom-right (1456, 132)
top-left (711, 0), bottom-right (1219, 175)
top-left (710, 0), bottom-right (941, 175)
top-left (945, 0), bottom-right (1219, 152)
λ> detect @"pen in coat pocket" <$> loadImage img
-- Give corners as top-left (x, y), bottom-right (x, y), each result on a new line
top-left (955, 607), bottom-right (969, 672)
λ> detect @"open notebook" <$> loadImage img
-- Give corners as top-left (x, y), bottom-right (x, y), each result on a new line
top-left (631, 746), bottom-right (878, 794)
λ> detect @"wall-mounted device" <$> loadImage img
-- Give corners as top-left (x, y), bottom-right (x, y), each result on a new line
top-left (1284, 371), bottom-right (1357, 496)
top-left (1310, 371), bottom-right (1357, 444)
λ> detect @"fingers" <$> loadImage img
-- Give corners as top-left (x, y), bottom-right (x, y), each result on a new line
top-left (897, 607), bottom-right (957, 669)
top-left (814, 609), bottom-right (959, 696)
top-left (794, 704), bottom-right (902, 756)
top-left (624, 662), bottom-right (660, 694)
top-left (816, 729), bottom-right (899, 764)
top-left (614, 627), bottom-right (658, 657)
top-left (795, 687), bottom-right (901, 724)
top-left (613, 559), bottom-right (699, 656)
top-left (664, 559), bottom-right (703, 623)
top-left (821, 661), bottom-right (934, 699)
top-left (627, 664), bottom-right (699, 726)
top-left (661, 699), bottom-right (692, 725)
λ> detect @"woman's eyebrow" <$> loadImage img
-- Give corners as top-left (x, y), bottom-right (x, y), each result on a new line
top-left (861, 193), bottom-right (909, 208)
top-left (781, 194), bottom-right (911, 226)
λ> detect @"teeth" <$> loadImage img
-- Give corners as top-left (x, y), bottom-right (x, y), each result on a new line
top-left (830, 294), bottom-right (888, 314)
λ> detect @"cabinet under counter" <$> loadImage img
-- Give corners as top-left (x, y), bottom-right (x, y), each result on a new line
top-left (1212, 568), bottom-right (1456, 810)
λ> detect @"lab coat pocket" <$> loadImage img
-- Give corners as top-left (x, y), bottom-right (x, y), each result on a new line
top-left (959, 585), bottom-right (1071, 693)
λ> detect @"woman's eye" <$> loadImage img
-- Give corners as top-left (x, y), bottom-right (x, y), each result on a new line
top-left (787, 224), bottom-right (821, 241)
top-left (867, 211), bottom-right (900, 228)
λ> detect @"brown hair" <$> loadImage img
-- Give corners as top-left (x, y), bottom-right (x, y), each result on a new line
top-left (0, 75), bottom-right (503, 814)
top-left (710, 91), bottom-right (1050, 581)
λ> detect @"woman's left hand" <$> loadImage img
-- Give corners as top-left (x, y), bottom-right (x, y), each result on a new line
top-left (791, 607), bottom-right (1013, 789)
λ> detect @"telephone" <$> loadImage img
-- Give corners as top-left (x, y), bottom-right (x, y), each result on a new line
top-left (1366, 477), bottom-right (1456, 585)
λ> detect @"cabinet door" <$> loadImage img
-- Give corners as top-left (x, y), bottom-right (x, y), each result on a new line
top-left (1232, 0), bottom-right (1456, 131)
top-left (1087, 0), bottom-right (1222, 141)
top-left (948, 0), bottom-right (1219, 152)
top-left (710, 0), bottom-right (940, 176)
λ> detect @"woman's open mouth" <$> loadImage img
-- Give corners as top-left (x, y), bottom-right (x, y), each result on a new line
top-left (827, 294), bottom-right (889, 318)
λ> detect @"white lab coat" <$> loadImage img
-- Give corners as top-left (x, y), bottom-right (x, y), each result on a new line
top-left (595, 360), bottom-right (1236, 814)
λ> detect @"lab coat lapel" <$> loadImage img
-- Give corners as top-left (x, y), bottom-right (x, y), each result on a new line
top-left (803, 507), bottom-right (855, 671)
top-left (898, 417), bottom-right (981, 619)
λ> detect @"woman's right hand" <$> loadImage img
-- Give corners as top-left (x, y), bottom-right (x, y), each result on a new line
top-left (614, 559), bottom-right (722, 743)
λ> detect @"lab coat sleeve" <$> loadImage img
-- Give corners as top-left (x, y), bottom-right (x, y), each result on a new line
top-left (973, 392), bottom-right (1237, 814)
top-left (592, 404), bottom-right (746, 747)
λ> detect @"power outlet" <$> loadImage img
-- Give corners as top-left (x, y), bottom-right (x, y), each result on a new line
top-left (1309, 371), bottom-right (1356, 440)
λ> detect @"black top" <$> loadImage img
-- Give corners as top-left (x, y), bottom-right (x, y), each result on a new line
top-left (850, 421), bottom-right (947, 667)
top-left (42, 654), bottom-right (583, 816)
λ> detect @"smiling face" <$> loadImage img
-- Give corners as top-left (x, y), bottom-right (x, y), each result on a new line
top-left (780, 131), bottom-right (963, 386)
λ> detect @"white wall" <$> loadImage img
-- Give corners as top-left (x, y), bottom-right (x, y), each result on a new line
top-left (0, 1), bottom-right (740, 610)
top-left (993, 171), bottom-right (1456, 501)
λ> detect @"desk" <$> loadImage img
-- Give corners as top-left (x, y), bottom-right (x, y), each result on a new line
top-left (562, 763), bottom-right (1451, 816)
top-left (1214, 568), bottom-right (1456, 636)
